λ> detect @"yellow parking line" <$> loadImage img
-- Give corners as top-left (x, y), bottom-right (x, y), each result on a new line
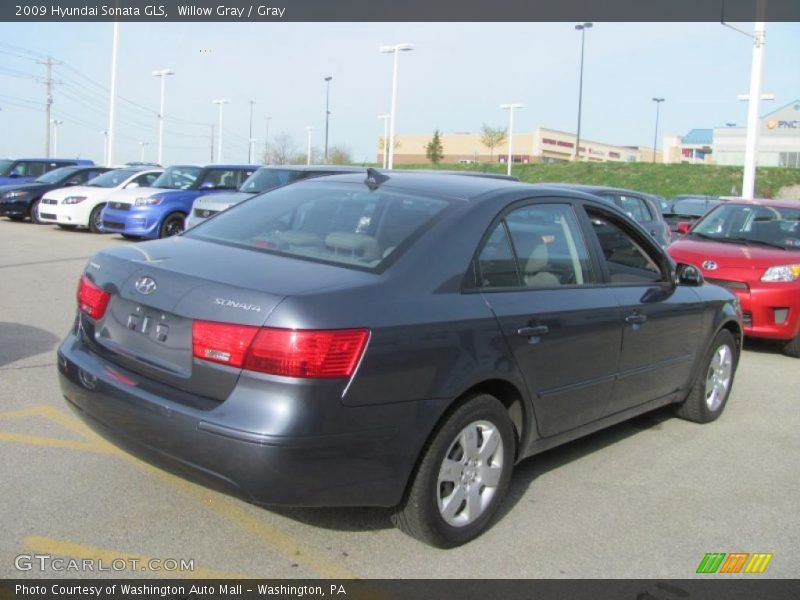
top-left (0, 432), bottom-right (114, 454)
top-left (3, 405), bottom-right (356, 579)
top-left (22, 536), bottom-right (251, 579)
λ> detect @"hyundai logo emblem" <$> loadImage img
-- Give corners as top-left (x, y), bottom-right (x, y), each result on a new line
top-left (702, 260), bottom-right (718, 271)
top-left (134, 276), bottom-right (157, 295)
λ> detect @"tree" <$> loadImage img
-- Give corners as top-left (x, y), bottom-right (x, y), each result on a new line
top-left (328, 145), bottom-right (353, 165)
top-left (425, 130), bottom-right (444, 165)
top-left (480, 124), bottom-right (507, 163)
top-left (269, 132), bottom-right (298, 165)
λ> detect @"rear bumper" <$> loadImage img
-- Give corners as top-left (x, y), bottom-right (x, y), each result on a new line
top-left (57, 329), bottom-right (444, 507)
top-left (731, 283), bottom-right (800, 341)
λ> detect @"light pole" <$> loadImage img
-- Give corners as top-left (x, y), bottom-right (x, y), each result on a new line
top-left (574, 22), bottom-right (592, 161)
top-left (378, 114), bottom-right (390, 168)
top-left (500, 103), bottom-right (523, 177)
top-left (107, 22), bottom-right (120, 166)
top-left (324, 76), bottom-right (332, 161)
top-left (741, 21), bottom-right (766, 199)
top-left (139, 141), bottom-right (149, 162)
top-left (651, 97), bottom-right (664, 164)
top-left (379, 43), bottom-right (414, 169)
top-left (152, 68), bottom-right (173, 166)
top-left (99, 130), bottom-right (108, 165)
top-left (264, 116), bottom-right (272, 164)
top-left (50, 119), bottom-right (63, 157)
top-left (248, 100), bottom-right (256, 163)
top-left (305, 126), bottom-right (314, 165)
top-left (212, 99), bottom-right (229, 163)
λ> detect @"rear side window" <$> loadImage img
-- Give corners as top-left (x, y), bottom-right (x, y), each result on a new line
top-left (617, 194), bottom-right (653, 222)
top-left (477, 203), bottom-right (594, 289)
top-left (588, 210), bottom-right (664, 284)
top-left (186, 182), bottom-right (450, 270)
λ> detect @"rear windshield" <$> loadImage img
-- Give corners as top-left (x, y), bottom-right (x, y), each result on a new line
top-left (239, 168), bottom-right (302, 193)
top-left (152, 166), bottom-right (201, 190)
top-left (185, 182), bottom-right (451, 269)
top-left (87, 169), bottom-right (140, 188)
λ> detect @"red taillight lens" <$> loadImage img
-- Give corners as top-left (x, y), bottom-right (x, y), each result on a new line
top-left (191, 321), bottom-right (369, 379)
top-left (77, 274), bottom-right (111, 320)
top-left (245, 328), bottom-right (369, 379)
top-left (192, 320), bottom-right (259, 368)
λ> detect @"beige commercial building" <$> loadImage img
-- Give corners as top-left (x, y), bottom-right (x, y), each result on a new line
top-left (378, 127), bottom-right (661, 165)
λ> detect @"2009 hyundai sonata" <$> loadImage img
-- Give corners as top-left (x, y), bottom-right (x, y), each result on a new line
top-left (58, 170), bottom-right (742, 547)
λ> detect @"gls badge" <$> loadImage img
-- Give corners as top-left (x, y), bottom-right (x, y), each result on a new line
top-left (134, 276), bottom-right (157, 295)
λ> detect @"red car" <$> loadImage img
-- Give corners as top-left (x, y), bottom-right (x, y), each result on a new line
top-left (669, 198), bottom-right (800, 357)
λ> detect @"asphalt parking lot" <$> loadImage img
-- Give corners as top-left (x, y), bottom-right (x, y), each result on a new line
top-left (1, 218), bottom-right (798, 579)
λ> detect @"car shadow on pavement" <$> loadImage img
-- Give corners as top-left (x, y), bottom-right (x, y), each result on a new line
top-left (265, 407), bottom-right (675, 534)
top-left (0, 322), bottom-right (60, 368)
top-left (742, 337), bottom-right (788, 356)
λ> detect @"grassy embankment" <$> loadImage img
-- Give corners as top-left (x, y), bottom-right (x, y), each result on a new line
top-left (388, 161), bottom-right (800, 198)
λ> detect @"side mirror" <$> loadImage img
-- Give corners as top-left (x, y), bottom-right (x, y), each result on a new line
top-left (676, 263), bottom-right (704, 286)
top-left (125, 182), bottom-right (139, 189)
top-left (676, 221), bottom-right (692, 235)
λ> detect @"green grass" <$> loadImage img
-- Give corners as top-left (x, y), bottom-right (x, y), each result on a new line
top-left (384, 162), bottom-right (800, 198)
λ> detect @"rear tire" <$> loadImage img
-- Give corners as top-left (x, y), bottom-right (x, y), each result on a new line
top-left (783, 334), bottom-right (800, 358)
top-left (391, 393), bottom-right (515, 548)
top-left (159, 212), bottom-right (185, 238)
top-left (88, 204), bottom-right (106, 234)
top-left (675, 329), bottom-right (738, 423)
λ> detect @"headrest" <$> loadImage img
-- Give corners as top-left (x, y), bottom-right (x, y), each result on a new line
top-left (325, 232), bottom-right (380, 260)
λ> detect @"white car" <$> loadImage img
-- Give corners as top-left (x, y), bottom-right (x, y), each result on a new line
top-left (39, 167), bottom-right (162, 233)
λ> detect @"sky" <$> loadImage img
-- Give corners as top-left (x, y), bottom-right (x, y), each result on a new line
top-left (0, 21), bottom-right (798, 165)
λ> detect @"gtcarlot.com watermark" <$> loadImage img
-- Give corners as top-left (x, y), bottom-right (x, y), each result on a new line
top-left (15, 554), bottom-right (195, 573)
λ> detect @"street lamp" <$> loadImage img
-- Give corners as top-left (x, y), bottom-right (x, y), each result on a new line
top-left (574, 22), bottom-right (592, 161)
top-left (651, 97), bottom-right (665, 164)
top-left (248, 100), bottom-right (256, 163)
top-left (324, 76), bottom-right (332, 161)
top-left (152, 68), bottom-right (174, 166)
top-left (139, 140), bottom-right (149, 162)
top-left (379, 43), bottom-right (414, 169)
top-left (50, 119), bottom-right (63, 157)
top-left (211, 99), bottom-right (229, 163)
top-left (99, 130), bottom-right (108, 165)
top-left (264, 116), bottom-right (272, 164)
top-left (378, 114), bottom-right (390, 168)
top-left (500, 103), bottom-right (524, 177)
top-left (305, 126), bottom-right (314, 165)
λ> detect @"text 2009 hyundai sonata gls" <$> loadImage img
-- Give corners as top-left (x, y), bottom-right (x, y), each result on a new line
top-left (58, 170), bottom-right (742, 547)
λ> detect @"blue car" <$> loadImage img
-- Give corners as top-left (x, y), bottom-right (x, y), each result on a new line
top-left (0, 158), bottom-right (95, 186)
top-left (100, 164), bottom-right (258, 239)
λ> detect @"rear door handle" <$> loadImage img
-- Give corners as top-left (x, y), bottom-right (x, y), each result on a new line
top-left (517, 325), bottom-right (549, 337)
top-left (625, 313), bottom-right (648, 325)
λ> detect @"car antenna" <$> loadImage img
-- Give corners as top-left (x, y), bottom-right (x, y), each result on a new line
top-left (365, 167), bottom-right (389, 191)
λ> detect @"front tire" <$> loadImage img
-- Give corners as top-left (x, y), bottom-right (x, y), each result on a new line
top-left (675, 329), bottom-right (738, 423)
top-left (391, 393), bottom-right (515, 548)
top-left (30, 199), bottom-right (43, 224)
top-left (88, 204), bottom-right (106, 234)
top-left (159, 212), bottom-right (185, 238)
top-left (783, 334), bottom-right (800, 358)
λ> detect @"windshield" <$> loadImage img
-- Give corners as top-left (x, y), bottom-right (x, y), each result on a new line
top-left (692, 204), bottom-right (800, 250)
top-left (34, 166), bottom-right (80, 184)
top-left (152, 166), bottom-right (201, 190)
top-left (186, 182), bottom-right (451, 269)
top-left (87, 169), bottom-right (139, 188)
top-left (0, 160), bottom-right (12, 176)
top-left (239, 168), bottom-right (301, 193)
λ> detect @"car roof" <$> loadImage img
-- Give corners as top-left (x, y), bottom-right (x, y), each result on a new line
top-left (302, 170), bottom-right (523, 200)
top-left (201, 164), bottom-right (260, 169)
top-left (258, 165), bottom-right (368, 172)
top-left (720, 197), bottom-right (800, 210)
top-left (550, 183), bottom-right (655, 196)
top-left (15, 158), bottom-right (93, 163)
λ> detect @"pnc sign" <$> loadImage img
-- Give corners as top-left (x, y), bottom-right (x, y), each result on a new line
top-left (766, 119), bottom-right (799, 130)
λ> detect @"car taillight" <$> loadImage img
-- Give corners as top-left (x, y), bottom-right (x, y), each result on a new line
top-left (77, 274), bottom-right (111, 320)
top-left (192, 321), bottom-right (369, 379)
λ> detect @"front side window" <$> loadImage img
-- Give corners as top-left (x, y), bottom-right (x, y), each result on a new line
top-left (186, 182), bottom-right (450, 270)
top-left (477, 203), bottom-right (594, 289)
top-left (195, 169), bottom-right (244, 190)
top-left (588, 210), bottom-right (664, 283)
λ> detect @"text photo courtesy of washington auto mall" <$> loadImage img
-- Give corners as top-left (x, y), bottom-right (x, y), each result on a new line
top-left (0, 0), bottom-right (799, 598)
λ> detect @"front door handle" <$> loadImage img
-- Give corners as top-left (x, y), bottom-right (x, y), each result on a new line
top-left (517, 325), bottom-right (549, 337)
top-left (625, 313), bottom-right (648, 325)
